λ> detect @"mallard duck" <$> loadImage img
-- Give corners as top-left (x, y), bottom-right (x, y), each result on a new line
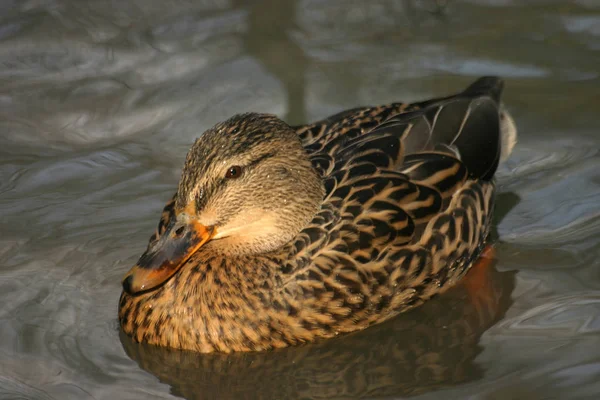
top-left (119, 76), bottom-right (517, 353)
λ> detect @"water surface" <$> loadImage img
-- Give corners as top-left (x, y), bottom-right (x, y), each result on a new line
top-left (1, 1), bottom-right (600, 399)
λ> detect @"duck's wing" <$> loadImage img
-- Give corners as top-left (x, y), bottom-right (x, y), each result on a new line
top-left (282, 77), bottom-right (515, 330)
top-left (294, 102), bottom-right (413, 152)
top-left (305, 76), bottom-right (513, 178)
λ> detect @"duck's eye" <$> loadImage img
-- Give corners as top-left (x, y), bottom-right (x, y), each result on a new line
top-left (225, 165), bottom-right (243, 179)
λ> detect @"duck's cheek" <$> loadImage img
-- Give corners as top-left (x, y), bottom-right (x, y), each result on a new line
top-left (122, 220), bottom-right (217, 295)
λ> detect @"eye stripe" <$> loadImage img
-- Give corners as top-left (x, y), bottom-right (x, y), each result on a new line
top-left (246, 151), bottom-right (276, 169)
top-left (196, 151), bottom-right (277, 210)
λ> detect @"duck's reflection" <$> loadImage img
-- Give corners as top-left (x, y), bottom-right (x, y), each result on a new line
top-left (121, 257), bottom-right (514, 400)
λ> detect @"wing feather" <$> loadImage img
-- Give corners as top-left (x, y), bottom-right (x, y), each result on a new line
top-left (283, 77), bottom-right (509, 329)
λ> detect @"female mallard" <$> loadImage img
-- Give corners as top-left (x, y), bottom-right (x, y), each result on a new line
top-left (119, 76), bottom-right (517, 353)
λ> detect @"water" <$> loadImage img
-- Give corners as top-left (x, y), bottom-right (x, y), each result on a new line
top-left (1, 1), bottom-right (599, 399)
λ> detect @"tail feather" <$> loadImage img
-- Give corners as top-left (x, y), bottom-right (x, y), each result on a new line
top-left (462, 76), bottom-right (504, 103)
top-left (499, 107), bottom-right (518, 163)
top-left (399, 77), bottom-right (517, 181)
top-left (463, 76), bottom-right (518, 163)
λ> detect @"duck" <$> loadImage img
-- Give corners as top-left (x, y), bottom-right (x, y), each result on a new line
top-left (118, 76), bottom-right (517, 353)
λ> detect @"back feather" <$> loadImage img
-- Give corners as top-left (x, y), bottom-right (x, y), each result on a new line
top-left (297, 76), bottom-right (517, 182)
top-left (281, 77), bottom-right (517, 329)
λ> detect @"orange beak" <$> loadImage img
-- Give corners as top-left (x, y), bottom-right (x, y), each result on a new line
top-left (122, 216), bottom-right (216, 295)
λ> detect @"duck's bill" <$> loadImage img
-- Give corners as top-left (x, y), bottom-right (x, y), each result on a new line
top-left (122, 221), bottom-right (216, 295)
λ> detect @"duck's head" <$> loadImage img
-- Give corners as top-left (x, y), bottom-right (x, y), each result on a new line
top-left (122, 113), bottom-right (324, 295)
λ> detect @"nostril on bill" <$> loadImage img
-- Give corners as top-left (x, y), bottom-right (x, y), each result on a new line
top-left (122, 275), bottom-right (134, 294)
top-left (174, 226), bottom-right (185, 237)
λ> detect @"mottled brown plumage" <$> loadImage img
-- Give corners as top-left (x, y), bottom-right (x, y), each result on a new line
top-left (119, 76), bottom-right (517, 353)
top-left (121, 263), bottom-right (515, 399)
